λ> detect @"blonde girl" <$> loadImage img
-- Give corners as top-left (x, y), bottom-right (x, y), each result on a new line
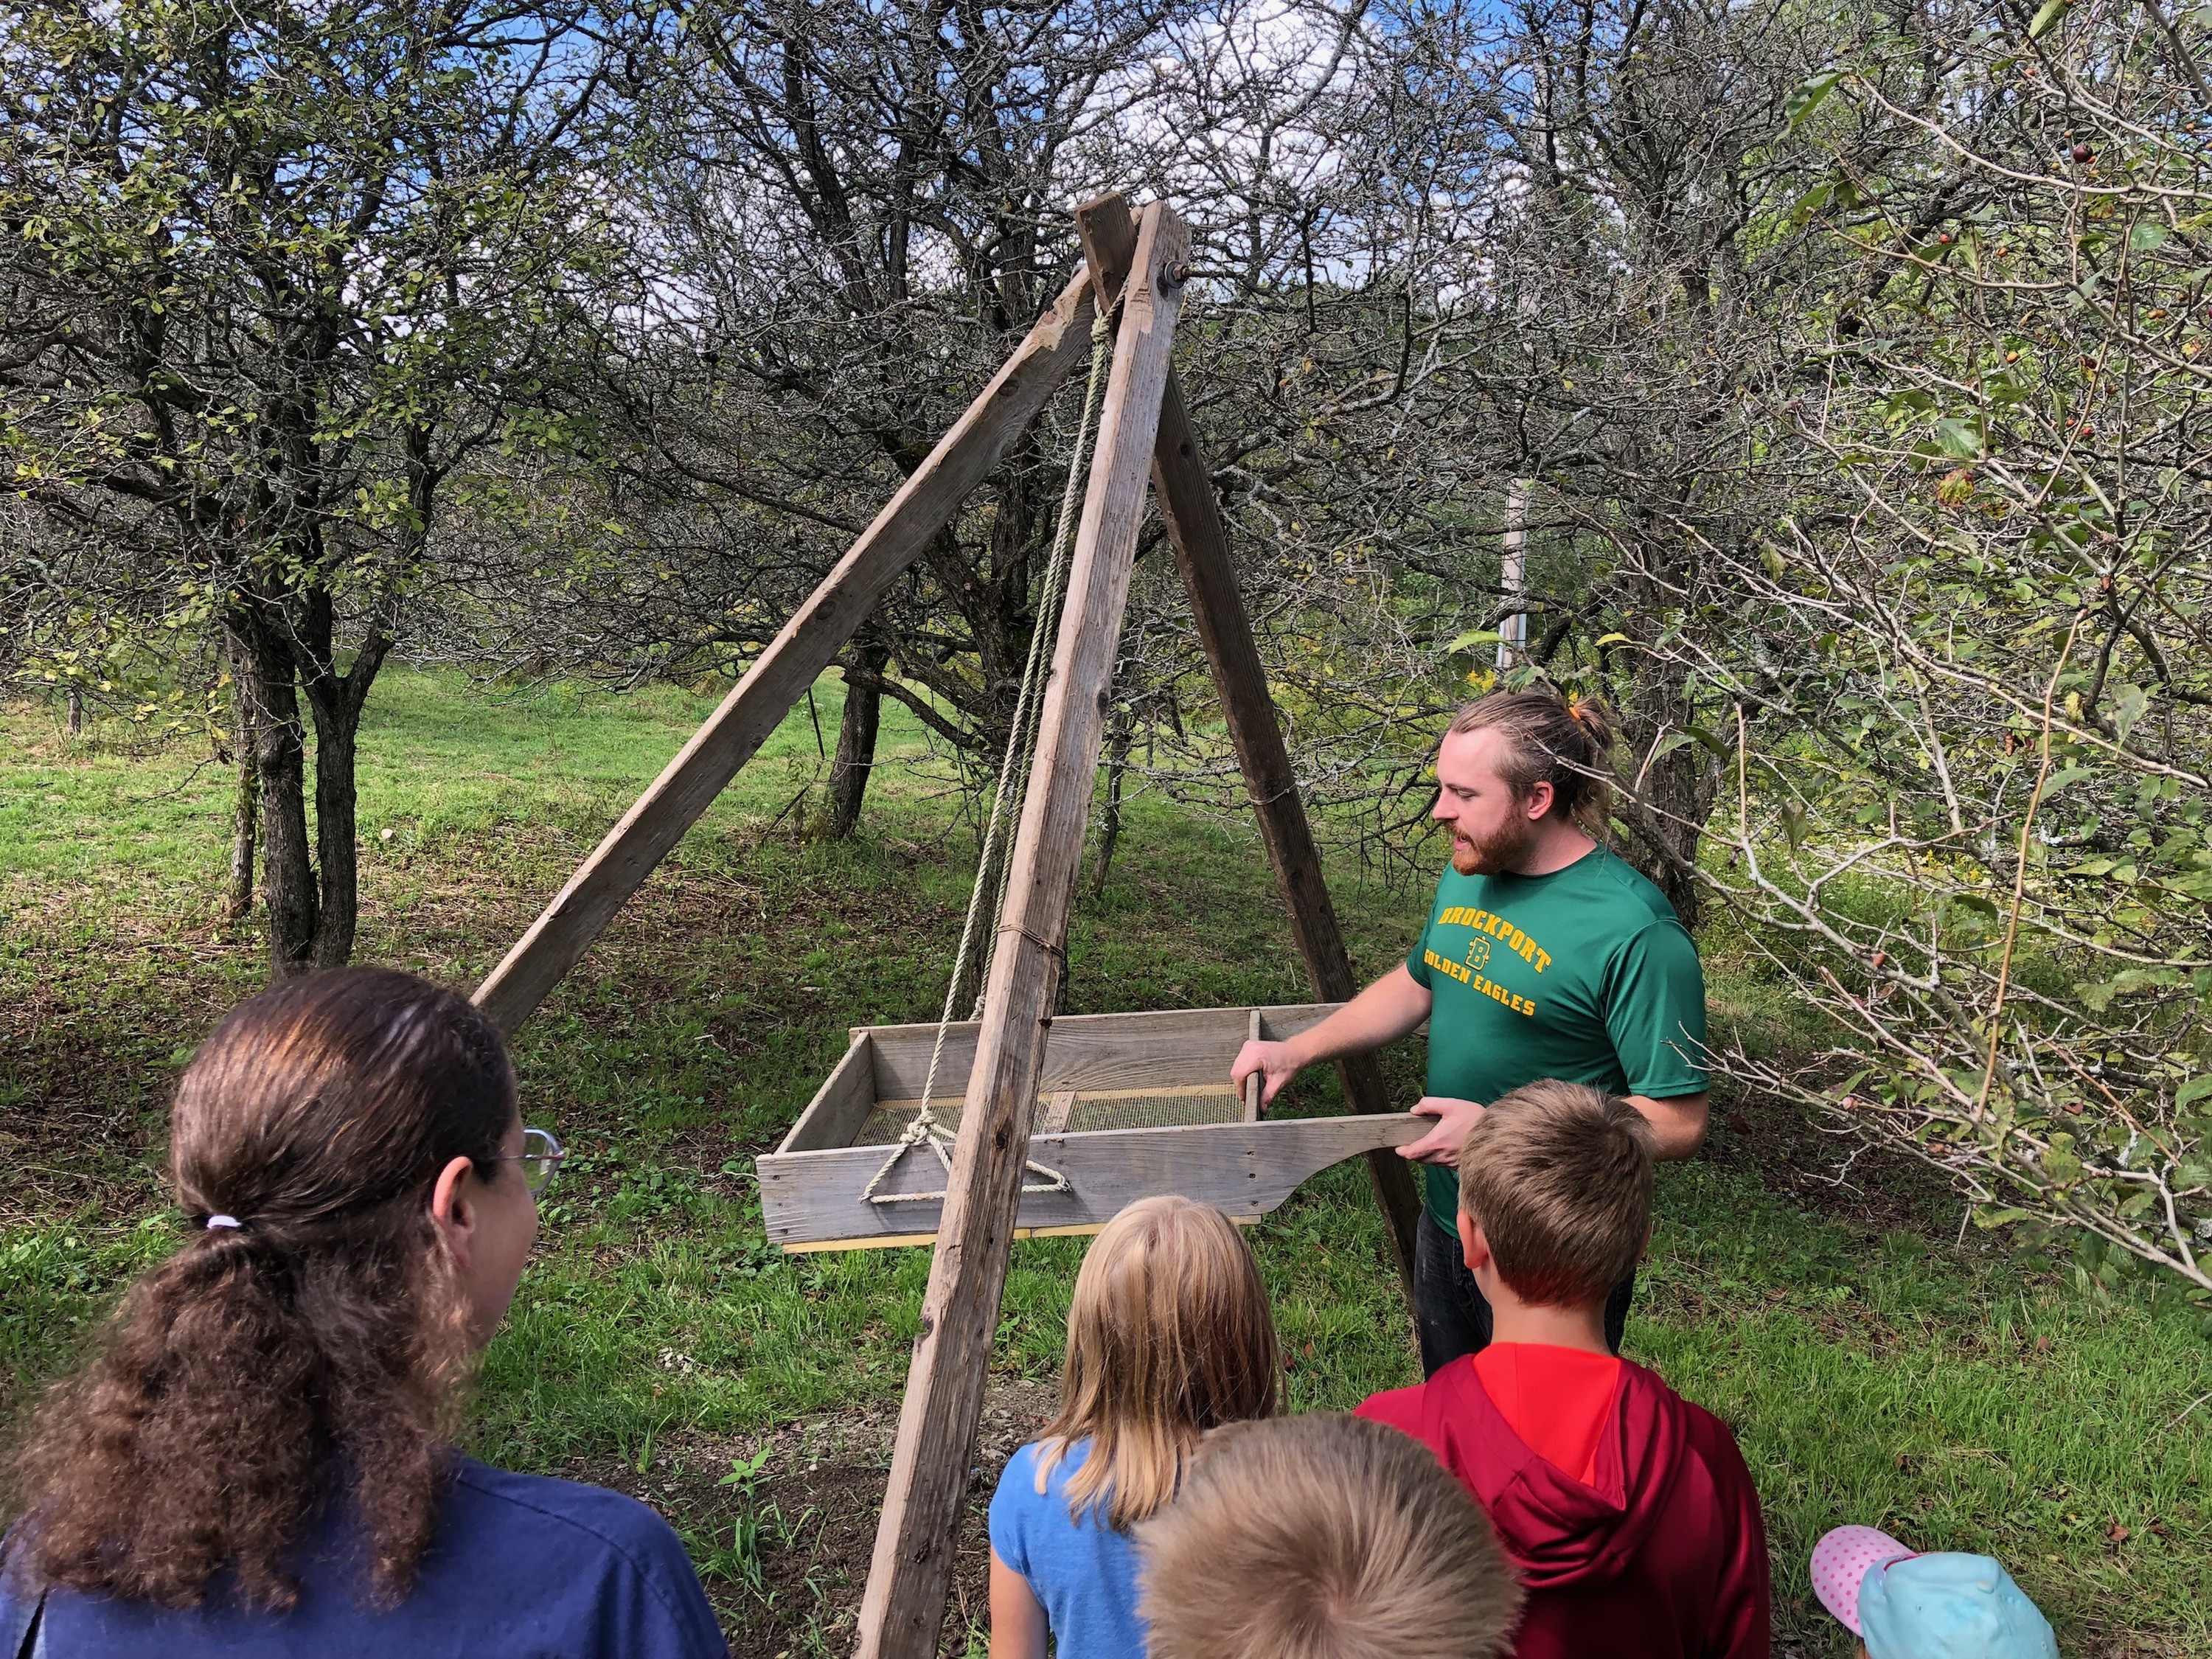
top-left (986, 1195), bottom-right (1279, 1659)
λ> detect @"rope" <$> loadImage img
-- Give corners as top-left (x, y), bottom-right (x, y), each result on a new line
top-left (864, 301), bottom-right (1116, 1206)
top-left (971, 305), bottom-right (1113, 1016)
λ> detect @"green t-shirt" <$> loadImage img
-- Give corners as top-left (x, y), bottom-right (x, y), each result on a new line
top-left (1404, 844), bottom-right (1709, 1228)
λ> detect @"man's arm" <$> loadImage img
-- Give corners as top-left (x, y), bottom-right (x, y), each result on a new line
top-left (1399, 1088), bottom-right (1711, 1169)
top-left (1628, 1090), bottom-right (1708, 1160)
top-left (1603, 918), bottom-right (1711, 1162)
top-left (1230, 963), bottom-right (1432, 1107)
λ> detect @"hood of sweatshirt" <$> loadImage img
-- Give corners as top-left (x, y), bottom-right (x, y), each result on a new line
top-left (1365, 1355), bottom-right (1693, 1591)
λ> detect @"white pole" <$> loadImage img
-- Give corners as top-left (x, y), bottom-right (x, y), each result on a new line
top-left (1498, 479), bottom-right (1528, 671)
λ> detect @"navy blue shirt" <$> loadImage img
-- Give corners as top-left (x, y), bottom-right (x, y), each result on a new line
top-left (0, 1458), bottom-right (727, 1658)
top-left (987, 1439), bottom-right (1146, 1659)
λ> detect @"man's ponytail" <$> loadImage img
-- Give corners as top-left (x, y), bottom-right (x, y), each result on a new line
top-left (1448, 689), bottom-right (1618, 834)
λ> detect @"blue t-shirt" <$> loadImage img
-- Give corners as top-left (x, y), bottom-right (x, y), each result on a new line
top-left (0, 1457), bottom-right (726, 1659)
top-left (987, 1439), bottom-right (1144, 1659)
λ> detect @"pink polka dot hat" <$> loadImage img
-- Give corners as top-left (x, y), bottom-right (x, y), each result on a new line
top-left (1812, 1526), bottom-right (1918, 1635)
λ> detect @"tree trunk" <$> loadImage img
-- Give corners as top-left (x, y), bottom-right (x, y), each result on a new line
top-left (1621, 754), bottom-right (1711, 930)
top-left (1498, 479), bottom-right (1528, 669)
top-left (223, 627), bottom-right (259, 923)
top-left (240, 611), bottom-right (318, 980)
top-left (1613, 655), bottom-right (1721, 931)
top-left (293, 580), bottom-right (390, 974)
top-left (823, 640), bottom-right (888, 839)
top-left (306, 699), bottom-right (361, 968)
top-left (66, 685), bottom-right (83, 737)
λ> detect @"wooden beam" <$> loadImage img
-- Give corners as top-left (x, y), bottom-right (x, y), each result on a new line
top-left (1153, 364), bottom-right (1425, 1295)
top-left (1074, 193), bottom-right (1425, 1294)
top-left (855, 200), bottom-right (1191, 1659)
top-left (761, 1113), bottom-right (1424, 1248)
top-left (861, 1001), bottom-right (1342, 1098)
top-left (771, 1035), bottom-right (878, 1154)
top-left (468, 252), bottom-right (1132, 1035)
top-left (781, 1220), bottom-right (1112, 1255)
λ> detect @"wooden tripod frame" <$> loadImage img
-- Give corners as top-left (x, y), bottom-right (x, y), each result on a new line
top-left (467, 192), bottom-right (1422, 1658)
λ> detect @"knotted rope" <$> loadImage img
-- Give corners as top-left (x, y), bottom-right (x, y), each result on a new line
top-left (863, 300), bottom-right (1116, 1205)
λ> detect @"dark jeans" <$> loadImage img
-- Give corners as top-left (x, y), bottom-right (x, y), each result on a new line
top-left (1413, 1212), bottom-right (1636, 1378)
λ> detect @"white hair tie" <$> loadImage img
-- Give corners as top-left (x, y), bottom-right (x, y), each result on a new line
top-left (205, 1214), bottom-right (242, 1230)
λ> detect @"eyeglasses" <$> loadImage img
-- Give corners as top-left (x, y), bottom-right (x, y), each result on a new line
top-left (487, 1127), bottom-right (566, 1195)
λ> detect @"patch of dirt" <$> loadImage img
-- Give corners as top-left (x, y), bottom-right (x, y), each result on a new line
top-left (1698, 1075), bottom-right (1964, 1243)
top-left (572, 1374), bottom-right (1058, 1658)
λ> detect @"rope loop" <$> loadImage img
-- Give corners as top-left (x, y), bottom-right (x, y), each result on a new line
top-left (863, 293), bottom-right (1118, 1207)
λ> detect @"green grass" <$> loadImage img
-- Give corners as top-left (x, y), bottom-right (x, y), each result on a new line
top-left (3, 668), bottom-right (2208, 1657)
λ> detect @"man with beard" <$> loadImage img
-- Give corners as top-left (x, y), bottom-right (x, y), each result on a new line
top-left (1231, 691), bottom-right (1709, 1376)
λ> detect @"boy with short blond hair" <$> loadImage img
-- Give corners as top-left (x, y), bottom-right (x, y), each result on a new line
top-left (1133, 1413), bottom-right (1521, 1659)
top-left (1358, 1080), bottom-right (1771, 1659)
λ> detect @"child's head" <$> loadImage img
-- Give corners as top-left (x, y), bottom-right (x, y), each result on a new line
top-left (1812, 1527), bottom-right (2058, 1659)
top-left (1135, 1413), bottom-right (1523, 1659)
top-left (1037, 1195), bottom-right (1278, 1531)
top-left (6, 968), bottom-right (528, 1610)
top-left (1458, 1079), bottom-right (1655, 1307)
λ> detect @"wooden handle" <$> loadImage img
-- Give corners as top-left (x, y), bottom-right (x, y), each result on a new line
top-left (1243, 1007), bottom-right (1263, 1120)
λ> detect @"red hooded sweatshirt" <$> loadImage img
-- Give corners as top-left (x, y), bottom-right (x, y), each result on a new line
top-left (1358, 1352), bottom-right (1770, 1659)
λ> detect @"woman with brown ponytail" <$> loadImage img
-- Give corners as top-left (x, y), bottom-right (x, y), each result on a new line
top-left (0, 968), bottom-right (726, 1658)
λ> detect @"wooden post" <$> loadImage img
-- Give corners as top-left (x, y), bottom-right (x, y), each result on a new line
top-left (469, 255), bottom-right (1131, 1035)
top-left (855, 201), bottom-right (1191, 1659)
top-left (1074, 194), bottom-right (1423, 1295)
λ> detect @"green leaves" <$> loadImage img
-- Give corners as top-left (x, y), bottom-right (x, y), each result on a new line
top-left (2026, 0), bottom-right (2070, 38)
top-left (1786, 71), bottom-right (1845, 128)
top-left (2040, 765), bottom-right (2094, 796)
top-left (1781, 800), bottom-right (1809, 849)
top-left (2110, 684), bottom-right (2152, 741)
top-left (1933, 414), bottom-right (1985, 459)
top-left (1783, 175), bottom-right (1861, 228)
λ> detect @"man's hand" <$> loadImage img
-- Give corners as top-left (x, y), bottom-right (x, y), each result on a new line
top-left (1231, 1040), bottom-right (1304, 1111)
top-left (1227, 966), bottom-right (1434, 1112)
top-left (1397, 1095), bottom-right (1486, 1166)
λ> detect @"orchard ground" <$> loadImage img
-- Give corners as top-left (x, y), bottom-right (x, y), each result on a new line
top-left (3, 669), bottom-right (2207, 1656)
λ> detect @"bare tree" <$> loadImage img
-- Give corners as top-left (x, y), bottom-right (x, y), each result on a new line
top-left (465, 0), bottom-right (1178, 836)
top-left (442, 0), bottom-right (1484, 849)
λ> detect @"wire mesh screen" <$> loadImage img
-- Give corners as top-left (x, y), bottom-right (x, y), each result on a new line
top-left (855, 1083), bottom-right (1247, 1147)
